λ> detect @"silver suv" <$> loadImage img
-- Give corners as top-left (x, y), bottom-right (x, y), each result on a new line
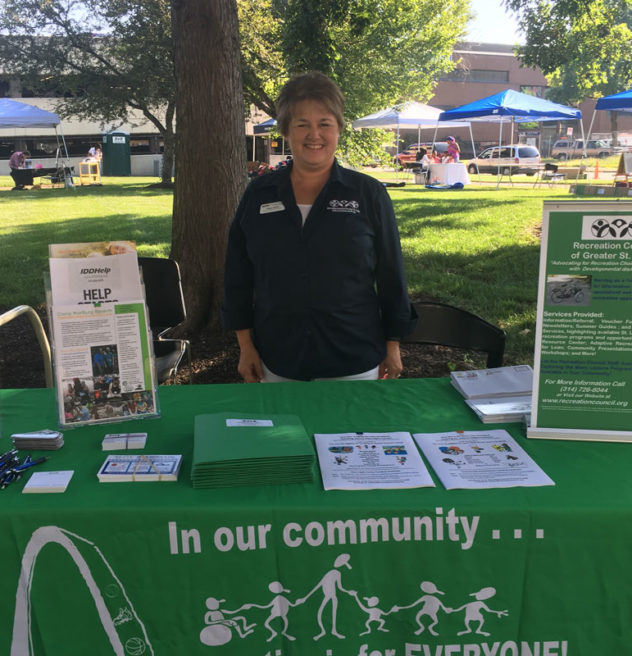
top-left (467, 145), bottom-right (541, 176)
top-left (551, 139), bottom-right (618, 160)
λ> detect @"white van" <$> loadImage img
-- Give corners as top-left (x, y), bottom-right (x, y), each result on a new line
top-left (467, 145), bottom-right (541, 176)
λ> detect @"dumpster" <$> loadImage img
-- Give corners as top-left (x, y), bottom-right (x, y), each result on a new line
top-left (102, 131), bottom-right (131, 176)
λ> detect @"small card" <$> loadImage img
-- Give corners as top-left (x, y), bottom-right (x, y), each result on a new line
top-left (102, 433), bottom-right (147, 450)
top-left (23, 470), bottom-right (74, 493)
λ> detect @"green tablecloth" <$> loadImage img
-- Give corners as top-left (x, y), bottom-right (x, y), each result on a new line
top-left (1, 379), bottom-right (630, 655)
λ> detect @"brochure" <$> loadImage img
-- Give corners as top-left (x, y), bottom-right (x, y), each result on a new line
top-left (413, 429), bottom-right (554, 490)
top-left (314, 432), bottom-right (435, 491)
top-left (47, 242), bottom-right (159, 428)
top-left (450, 365), bottom-right (533, 399)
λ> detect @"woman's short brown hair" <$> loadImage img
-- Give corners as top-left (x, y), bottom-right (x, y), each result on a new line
top-left (276, 71), bottom-right (345, 137)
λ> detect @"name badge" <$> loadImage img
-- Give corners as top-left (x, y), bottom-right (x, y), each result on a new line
top-left (260, 201), bottom-right (285, 214)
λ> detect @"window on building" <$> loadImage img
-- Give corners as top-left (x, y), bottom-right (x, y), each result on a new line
top-left (440, 69), bottom-right (509, 83)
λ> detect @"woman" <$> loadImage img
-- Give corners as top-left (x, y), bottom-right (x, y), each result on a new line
top-left (446, 136), bottom-right (460, 162)
top-left (223, 72), bottom-right (416, 383)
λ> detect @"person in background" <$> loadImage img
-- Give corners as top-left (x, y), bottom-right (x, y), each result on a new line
top-left (415, 147), bottom-right (430, 170)
top-left (446, 136), bottom-right (460, 162)
top-left (9, 150), bottom-right (30, 190)
top-left (222, 71), bottom-right (416, 383)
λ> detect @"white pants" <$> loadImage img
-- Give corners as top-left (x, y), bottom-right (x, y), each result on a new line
top-left (262, 363), bottom-right (379, 383)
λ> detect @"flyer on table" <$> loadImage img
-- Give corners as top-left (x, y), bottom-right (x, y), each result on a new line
top-left (413, 429), bottom-right (554, 490)
top-left (314, 432), bottom-right (435, 490)
top-left (531, 202), bottom-right (632, 434)
top-left (48, 242), bottom-right (158, 427)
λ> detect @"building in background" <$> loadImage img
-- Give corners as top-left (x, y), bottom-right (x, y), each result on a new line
top-left (3, 41), bottom-right (632, 173)
top-left (428, 42), bottom-right (632, 157)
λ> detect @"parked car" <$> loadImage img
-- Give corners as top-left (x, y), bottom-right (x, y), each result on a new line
top-left (551, 139), bottom-right (620, 160)
top-left (467, 145), bottom-right (541, 176)
top-left (394, 142), bottom-right (448, 168)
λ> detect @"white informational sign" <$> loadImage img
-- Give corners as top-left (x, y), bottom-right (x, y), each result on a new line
top-left (48, 242), bottom-right (159, 428)
top-left (314, 432), bottom-right (435, 490)
top-left (413, 429), bottom-right (554, 490)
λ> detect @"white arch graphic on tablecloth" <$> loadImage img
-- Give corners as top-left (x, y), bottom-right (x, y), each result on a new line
top-left (12, 526), bottom-right (153, 655)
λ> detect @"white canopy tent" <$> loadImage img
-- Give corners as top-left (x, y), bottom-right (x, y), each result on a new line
top-left (352, 101), bottom-right (473, 164)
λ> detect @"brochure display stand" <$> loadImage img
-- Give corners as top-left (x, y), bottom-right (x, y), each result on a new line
top-left (47, 241), bottom-right (159, 428)
top-left (529, 201), bottom-right (632, 442)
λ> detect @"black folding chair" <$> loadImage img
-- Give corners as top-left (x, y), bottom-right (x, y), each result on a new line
top-left (534, 162), bottom-right (565, 187)
top-left (138, 257), bottom-right (191, 383)
top-left (402, 301), bottom-right (505, 368)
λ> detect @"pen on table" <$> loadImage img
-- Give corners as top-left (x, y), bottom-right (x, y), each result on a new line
top-left (14, 456), bottom-right (47, 472)
top-left (0, 470), bottom-right (17, 489)
top-left (0, 449), bottom-right (18, 465)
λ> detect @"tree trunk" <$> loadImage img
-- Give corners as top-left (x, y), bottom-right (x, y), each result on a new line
top-left (171, 0), bottom-right (246, 332)
top-left (610, 111), bottom-right (619, 146)
top-left (161, 125), bottom-right (175, 185)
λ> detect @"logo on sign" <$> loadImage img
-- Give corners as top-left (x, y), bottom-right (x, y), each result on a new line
top-left (582, 215), bottom-right (632, 239)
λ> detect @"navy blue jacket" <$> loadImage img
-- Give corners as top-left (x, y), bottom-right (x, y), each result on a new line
top-left (222, 160), bottom-right (416, 380)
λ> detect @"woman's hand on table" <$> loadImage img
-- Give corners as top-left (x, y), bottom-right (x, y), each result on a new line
top-left (379, 340), bottom-right (403, 379)
top-left (235, 329), bottom-right (264, 382)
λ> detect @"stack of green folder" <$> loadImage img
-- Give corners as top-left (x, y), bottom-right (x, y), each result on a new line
top-left (192, 412), bottom-right (315, 488)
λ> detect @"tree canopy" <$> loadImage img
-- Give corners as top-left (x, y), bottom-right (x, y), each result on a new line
top-left (239, 0), bottom-right (470, 120)
top-left (504, 0), bottom-right (632, 104)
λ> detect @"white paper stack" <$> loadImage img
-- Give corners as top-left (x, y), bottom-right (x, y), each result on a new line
top-left (97, 454), bottom-right (182, 482)
top-left (12, 430), bottom-right (64, 451)
top-left (23, 470), bottom-right (74, 493)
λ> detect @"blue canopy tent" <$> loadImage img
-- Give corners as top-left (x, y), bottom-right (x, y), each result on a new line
top-left (0, 98), bottom-right (72, 174)
top-left (253, 118), bottom-right (276, 135)
top-left (438, 89), bottom-right (582, 185)
top-left (584, 90), bottom-right (632, 149)
top-left (352, 101), bottom-right (473, 168)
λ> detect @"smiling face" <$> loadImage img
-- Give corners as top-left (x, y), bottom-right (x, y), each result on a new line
top-left (286, 99), bottom-right (340, 174)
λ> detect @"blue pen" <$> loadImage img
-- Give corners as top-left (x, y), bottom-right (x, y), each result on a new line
top-left (14, 457), bottom-right (47, 472)
top-left (0, 470), bottom-right (16, 489)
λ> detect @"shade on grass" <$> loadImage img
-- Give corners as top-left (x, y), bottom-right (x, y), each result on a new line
top-left (0, 175), bottom-right (570, 366)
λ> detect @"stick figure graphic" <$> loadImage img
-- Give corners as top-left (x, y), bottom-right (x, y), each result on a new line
top-left (239, 581), bottom-right (297, 642)
top-left (296, 553), bottom-right (356, 640)
top-left (199, 597), bottom-right (255, 646)
top-left (453, 587), bottom-right (508, 637)
top-left (352, 594), bottom-right (393, 636)
top-left (391, 581), bottom-right (452, 636)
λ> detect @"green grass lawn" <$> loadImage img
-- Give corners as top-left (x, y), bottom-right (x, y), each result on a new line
top-left (0, 174), bottom-right (571, 368)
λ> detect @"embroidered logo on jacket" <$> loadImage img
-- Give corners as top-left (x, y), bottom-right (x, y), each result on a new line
top-left (327, 199), bottom-right (360, 214)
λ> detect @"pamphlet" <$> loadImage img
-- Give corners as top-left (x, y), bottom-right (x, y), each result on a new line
top-left (451, 365), bottom-right (533, 399)
top-left (47, 242), bottom-right (159, 428)
top-left (413, 429), bottom-right (554, 490)
top-left (314, 432), bottom-right (435, 490)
